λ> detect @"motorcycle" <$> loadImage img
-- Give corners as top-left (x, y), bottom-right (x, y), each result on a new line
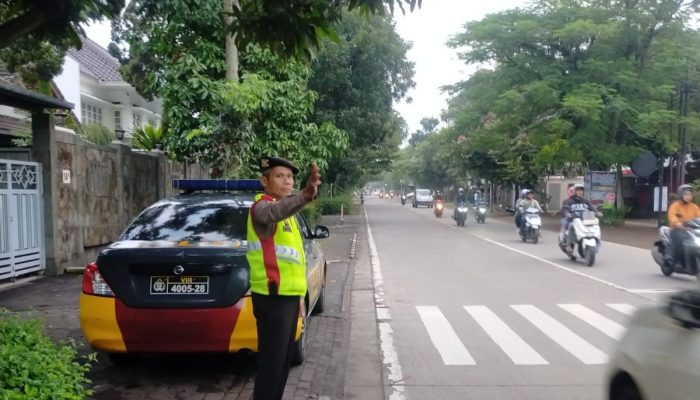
top-left (453, 202), bottom-right (468, 227)
top-left (434, 200), bottom-right (444, 218)
top-left (401, 195), bottom-right (406, 206)
top-left (520, 207), bottom-right (541, 244)
top-left (652, 218), bottom-right (700, 281)
top-left (360, 195), bottom-right (365, 205)
top-left (475, 202), bottom-right (487, 224)
top-left (561, 210), bottom-right (601, 266)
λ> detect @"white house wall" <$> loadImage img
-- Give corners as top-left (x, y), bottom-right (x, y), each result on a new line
top-left (53, 56), bottom-right (81, 118)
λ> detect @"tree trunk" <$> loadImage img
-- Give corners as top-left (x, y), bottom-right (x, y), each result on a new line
top-left (224, 0), bottom-right (239, 82)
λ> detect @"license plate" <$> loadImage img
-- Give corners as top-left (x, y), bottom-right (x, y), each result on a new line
top-left (150, 276), bottom-right (209, 295)
top-left (583, 238), bottom-right (597, 248)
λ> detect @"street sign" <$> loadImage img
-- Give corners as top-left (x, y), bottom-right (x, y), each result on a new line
top-left (631, 151), bottom-right (658, 177)
top-left (585, 172), bottom-right (617, 207)
top-left (654, 186), bottom-right (668, 212)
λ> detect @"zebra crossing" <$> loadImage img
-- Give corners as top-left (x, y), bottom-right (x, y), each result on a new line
top-left (415, 303), bottom-right (638, 366)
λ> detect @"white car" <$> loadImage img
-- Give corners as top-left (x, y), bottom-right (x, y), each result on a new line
top-left (607, 290), bottom-right (700, 400)
top-left (412, 189), bottom-right (434, 208)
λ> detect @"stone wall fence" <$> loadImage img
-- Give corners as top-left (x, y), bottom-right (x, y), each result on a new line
top-left (53, 127), bottom-right (205, 273)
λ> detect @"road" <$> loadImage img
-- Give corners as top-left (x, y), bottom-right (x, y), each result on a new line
top-left (363, 197), bottom-right (698, 400)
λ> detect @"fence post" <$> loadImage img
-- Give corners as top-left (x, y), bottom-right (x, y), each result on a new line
top-left (340, 204), bottom-right (344, 225)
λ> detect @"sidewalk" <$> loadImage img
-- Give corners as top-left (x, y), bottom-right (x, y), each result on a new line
top-left (0, 213), bottom-right (364, 400)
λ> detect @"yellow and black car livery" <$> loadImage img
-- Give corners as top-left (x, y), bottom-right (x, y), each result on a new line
top-left (79, 179), bottom-right (328, 365)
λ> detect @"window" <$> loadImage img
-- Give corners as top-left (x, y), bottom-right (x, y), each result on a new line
top-left (81, 103), bottom-right (102, 125)
top-left (133, 113), bottom-right (142, 129)
top-left (114, 111), bottom-right (122, 130)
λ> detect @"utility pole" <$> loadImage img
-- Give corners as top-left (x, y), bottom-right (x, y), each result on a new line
top-left (678, 81), bottom-right (691, 186)
top-left (668, 93), bottom-right (674, 191)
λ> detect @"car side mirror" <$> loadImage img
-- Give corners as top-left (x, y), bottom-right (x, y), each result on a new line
top-left (313, 225), bottom-right (330, 239)
top-left (668, 290), bottom-right (700, 329)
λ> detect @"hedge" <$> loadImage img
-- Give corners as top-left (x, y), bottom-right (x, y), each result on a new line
top-left (318, 194), bottom-right (353, 216)
top-left (0, 309), bottom-right (94, 400)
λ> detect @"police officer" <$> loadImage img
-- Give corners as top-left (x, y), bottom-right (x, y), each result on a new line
top-left (246, 156), bottom-right (321, 400)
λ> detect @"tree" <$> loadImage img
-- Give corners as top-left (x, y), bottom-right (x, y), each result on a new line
top-left (0, 0), bottom-right (124, 87)
top-left (408, 117), bottom-right (439, 147)
top-left (112, 0), bottom-right (348, 177)
top-left (444, 0), bottom-right (700, 188)
top-left (308, 10), bottom-right (415, 189)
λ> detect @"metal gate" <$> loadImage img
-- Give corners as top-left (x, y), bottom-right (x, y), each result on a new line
top-left (0, 160), bottom-right (44, 281)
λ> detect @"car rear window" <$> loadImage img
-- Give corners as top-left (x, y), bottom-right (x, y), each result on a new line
top-left (122, 200), bottom-right (248, 242)
top-left (417, 190), bottom-right (431, 196)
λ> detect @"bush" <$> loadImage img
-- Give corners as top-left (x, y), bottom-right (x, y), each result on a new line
top-left (318, 194), bottom-right (353, 215)
top-left (301, 201), bottom-right (321, 225)
top-left (132, 124), bottom-right (163, 151)
top-left (0, 309), bottom-right (94, 400)
top-left (600, 205), bottom-right (629, 227)
top-left (82, 124), bottom-right (115, 146)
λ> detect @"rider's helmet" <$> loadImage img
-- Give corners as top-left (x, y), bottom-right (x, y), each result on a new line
top-left (458, 188), bottom-right (464, 193)
top-left (567, 186), bottom-right (575, 198)
top-left (525, 189), bottom-right (534, 196)
top-left (520, 188), bottom-right (529, 198)
top-left (573, 183), bottom-right (585, 198)
top-left (678, 184), bottom-right (694, 203)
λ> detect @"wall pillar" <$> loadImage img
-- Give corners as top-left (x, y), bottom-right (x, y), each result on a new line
top-left (30, 113), bottom-right (60, 274)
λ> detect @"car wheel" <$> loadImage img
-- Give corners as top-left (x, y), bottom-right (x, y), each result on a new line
top-left (107, 352), bottom-right (138, 367)
top-left (609, 373), bottom-right (643, 400)
top-left (312, 269), bottom-right (326, 315)
top-left (291, 307), bottom-right (308, 366)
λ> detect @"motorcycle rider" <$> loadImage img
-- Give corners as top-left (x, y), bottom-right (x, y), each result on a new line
top-left (514, 188), bottom-right (529, 231)
top-left (559, 183), bottom-right (597, 249)
top-left (518, 189), bottom-right (544, 235)
top-left (667, 184), bottom-right (700, 266)
top-left (454, 188), bottom-right (468, 218)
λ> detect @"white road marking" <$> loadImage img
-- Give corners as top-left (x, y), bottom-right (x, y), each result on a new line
top-left (464, 305), bottom-right (548, 365)
top-left (365, 208), bottom-right (405, 400)
top-left (512, 305), bottom-right (608, 365)
top-left (607, 303), bottom-right (637, 316)
top-left (476, 235), bottom-right (635, 294)
top-left (376, 307), bottom-right (391, 321)
top-left (628, 288), bottom-right (680, 293)
top-left (558, 304), bottom-right (626, 340)
top-left (416, 306), bottom-right (476, 365)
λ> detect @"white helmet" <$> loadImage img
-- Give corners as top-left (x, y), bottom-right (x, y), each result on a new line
top-left (520, 189), bottom-right (529, 197)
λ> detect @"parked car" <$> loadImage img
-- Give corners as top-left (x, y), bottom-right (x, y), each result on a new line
top-left (607, 290), bottom-right (700, 400)
top-left (79, 180), bottom-right (328, 366)
top-left (412, 189), bottom-right (434, 208)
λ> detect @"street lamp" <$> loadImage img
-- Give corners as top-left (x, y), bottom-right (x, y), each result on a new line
top-left (114, 128), bottom-right (126, 141)
top-left (53, 111), bottom-right (69, 126)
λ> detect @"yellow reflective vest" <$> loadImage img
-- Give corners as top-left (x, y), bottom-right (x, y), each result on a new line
top-left (246, 194), bottom-right (307, 296)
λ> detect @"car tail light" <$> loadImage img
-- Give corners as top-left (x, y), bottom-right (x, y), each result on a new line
top-left (82, 262), bottom-right (115, 297)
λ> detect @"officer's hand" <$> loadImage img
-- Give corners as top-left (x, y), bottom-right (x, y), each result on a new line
top-left (303, 163), bottom-right (321, 201)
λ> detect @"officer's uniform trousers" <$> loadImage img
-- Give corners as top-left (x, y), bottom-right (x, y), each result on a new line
top-left (252, 293), bottom-right (301, 400)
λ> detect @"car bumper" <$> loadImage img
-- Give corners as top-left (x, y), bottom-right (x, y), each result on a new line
top-left (79, 293), bottom-right (302, 353)
top-left (414, 201), bottom-right (432, 207)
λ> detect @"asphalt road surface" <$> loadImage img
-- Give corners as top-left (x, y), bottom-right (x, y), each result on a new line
top-left (363, 197), bottom-right (698, 400)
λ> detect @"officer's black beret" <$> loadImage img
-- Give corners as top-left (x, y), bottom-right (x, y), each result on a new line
top-left (259, 156), bottom-right (300, 175)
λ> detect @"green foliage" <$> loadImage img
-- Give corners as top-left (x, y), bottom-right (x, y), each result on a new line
top-left (0, 309), bottom-right (95, 400)
top-left (81, 124), bottom-right (114, 146)
top-left (0, 0), bottom-right (124, 87)
top-left (310, 11), bottom-right (414, 189)
top-left (9, 129), bottom-right (31, 148)
top-left (301, 201), bottom-right (321, 225)
top-left (132, 124), bottom-right (163, 151)
top-left (113, 2), bottom-right (348, 177)
top-left (439, 0), bottom-right (700, 189)
top-left (318, 194), bottom-right (353, 215)
top-left (600, 205), bottom-right (630, 227)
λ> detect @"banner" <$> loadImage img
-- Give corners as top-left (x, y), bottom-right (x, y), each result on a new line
top-left (585, 171), bottom-right (617, 207)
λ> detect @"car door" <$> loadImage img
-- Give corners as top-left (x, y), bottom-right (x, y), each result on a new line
top-left (295, 214), bottom-right (320, 303)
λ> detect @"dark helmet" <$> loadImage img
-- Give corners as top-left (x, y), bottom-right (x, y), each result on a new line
top-left (678, 184), bottom-right (694, 202)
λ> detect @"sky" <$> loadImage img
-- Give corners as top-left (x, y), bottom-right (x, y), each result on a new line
top-left (84, 0), bottom-right (529, 133)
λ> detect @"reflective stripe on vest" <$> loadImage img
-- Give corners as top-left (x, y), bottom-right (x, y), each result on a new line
top-left (246, 193), bottom-right (307, 296)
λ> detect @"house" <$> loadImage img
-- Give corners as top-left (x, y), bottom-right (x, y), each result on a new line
top-left (53, 36), bottom-right (162, 136)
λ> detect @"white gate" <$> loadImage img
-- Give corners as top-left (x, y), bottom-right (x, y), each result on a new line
top-left (0, 160), bottom-right (44, 281)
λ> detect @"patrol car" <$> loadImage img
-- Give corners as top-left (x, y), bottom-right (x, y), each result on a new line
top-left (79, 179), bottom-right (328, 365)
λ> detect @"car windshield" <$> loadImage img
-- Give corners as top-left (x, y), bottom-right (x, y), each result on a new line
top-left (417, 190), bottom-right (431, 196)
top-left (122, 200), bottom-right (248, 242)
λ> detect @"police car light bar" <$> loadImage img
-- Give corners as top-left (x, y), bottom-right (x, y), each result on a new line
top-left (173, 179), bottom-right (263, 191)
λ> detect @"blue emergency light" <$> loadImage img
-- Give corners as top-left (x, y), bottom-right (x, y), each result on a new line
top-left (173, 179), bottom-right (263, 191)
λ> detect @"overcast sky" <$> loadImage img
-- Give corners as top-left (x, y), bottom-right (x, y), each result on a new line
top-left (84, 0), bottom-right (529, 133)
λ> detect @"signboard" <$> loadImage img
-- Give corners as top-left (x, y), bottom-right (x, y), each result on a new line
top-left (585, 171), bottom-right (617, 207)
top-left (654, 186), bottom-right (668, 212)
top-left (62, 169), bottom-right (71, 184)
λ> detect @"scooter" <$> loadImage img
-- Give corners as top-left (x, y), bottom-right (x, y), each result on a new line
top-left (652, 218), bottom-right (700, 281)
top-left (434, 200), bottom-right (444, 218)
top-left (561, 210), bottom-right (601, 266)
top-left (401, 195), bottom-right (406, 206)
top-left (475, 202), bottom-right (487, 224)
top-left (453, 202), bottom-right (468, 227)
top-left (520, 207), bottom-right (541, 244)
